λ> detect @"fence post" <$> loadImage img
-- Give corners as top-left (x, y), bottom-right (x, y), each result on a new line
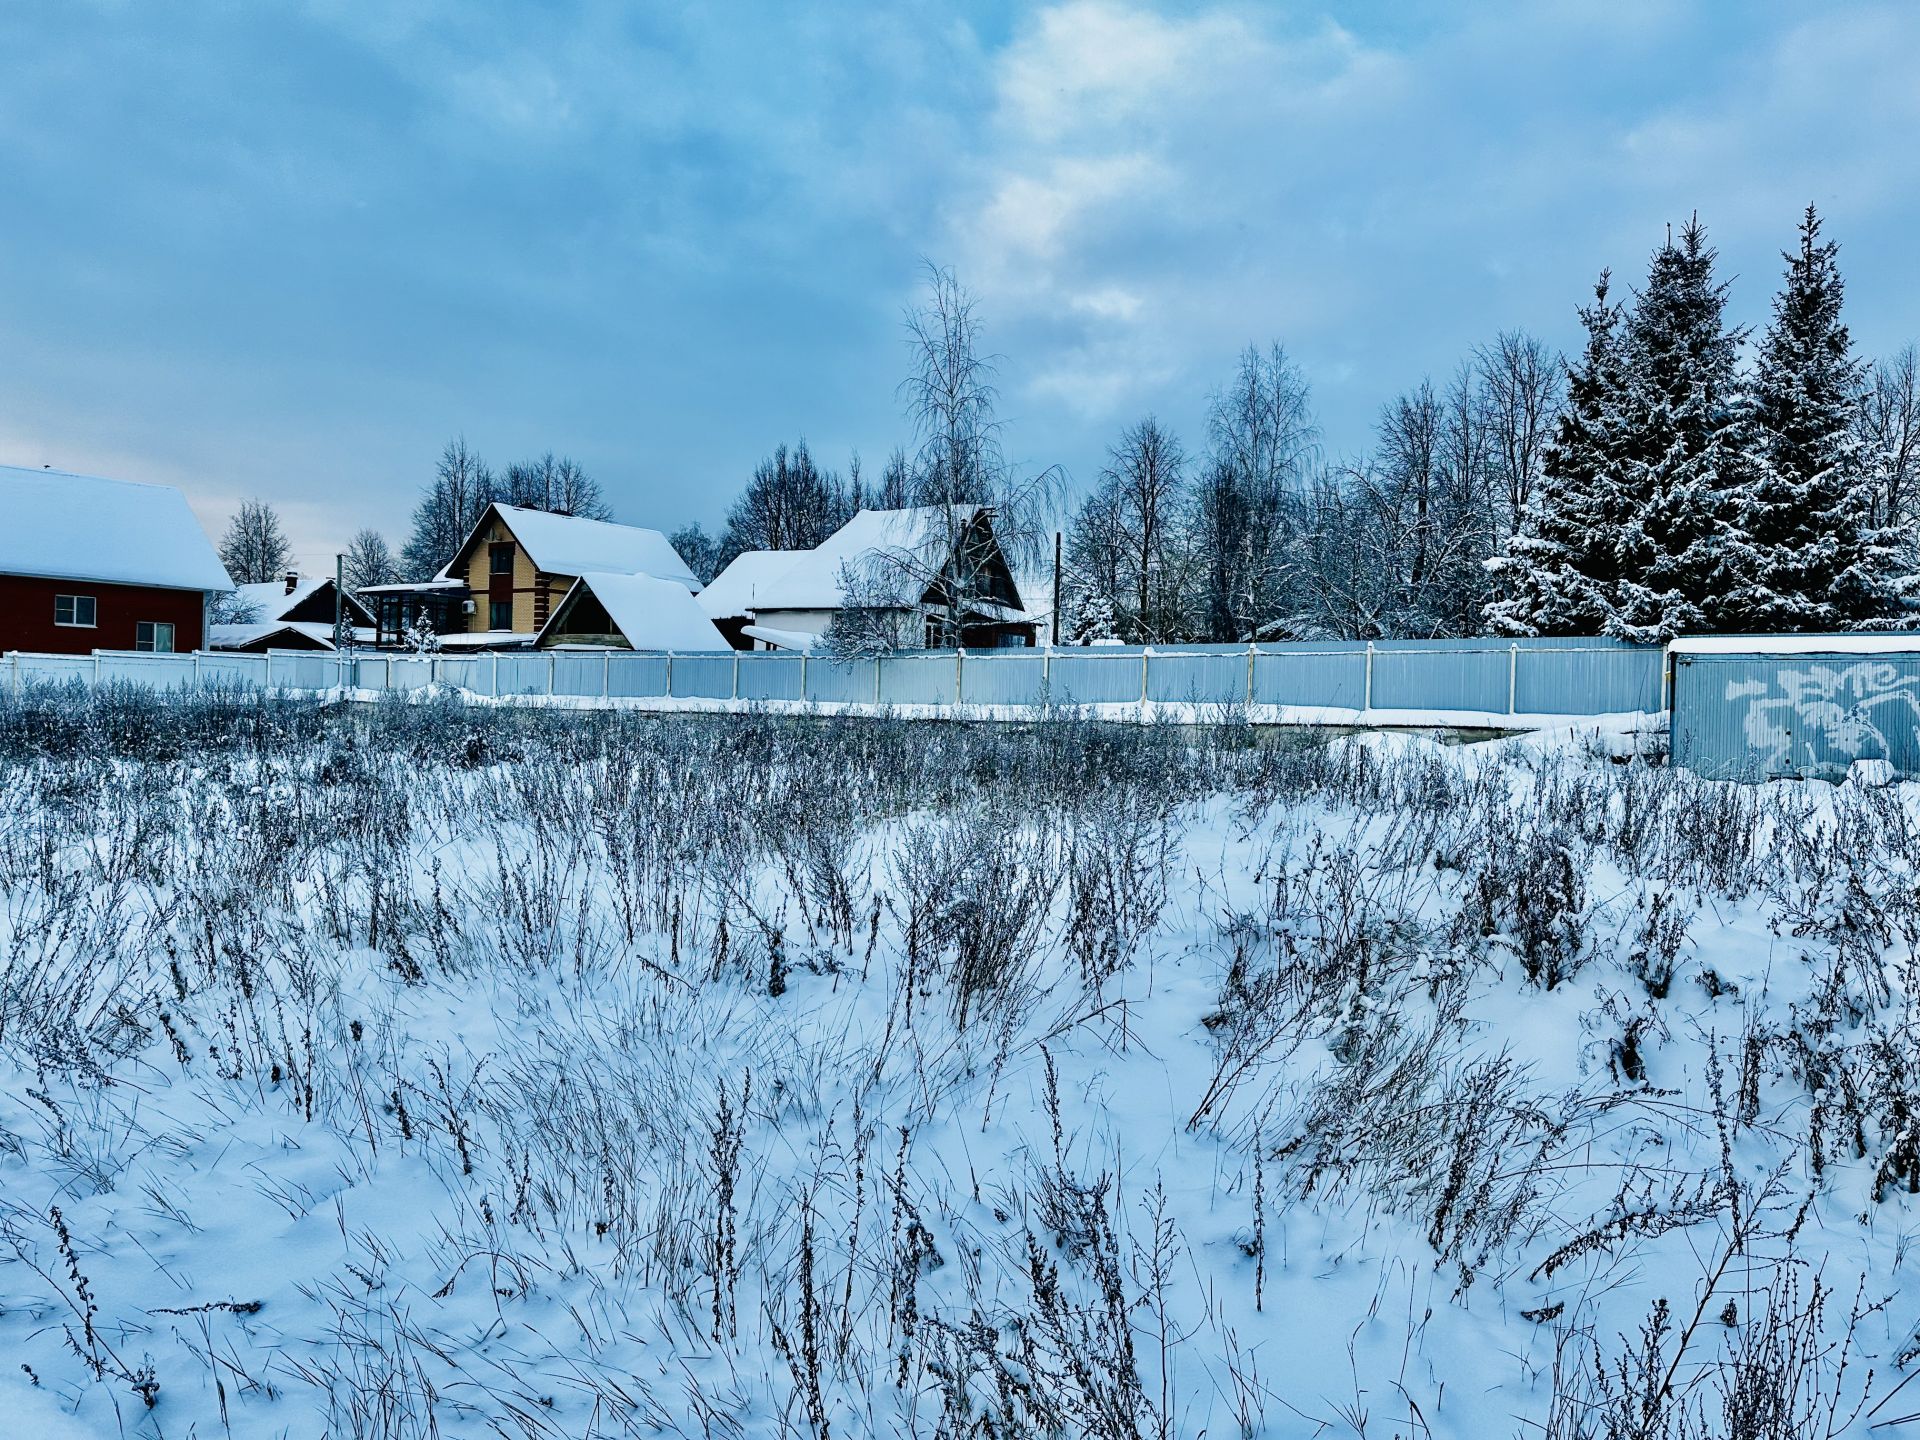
top-left (874, 655), bottom-right (882, 705)
top-left (1043, 644), bottom-right (1051, 705)
top-left (548, 652), bottom-right (556, 696)
top-left (386, 656), bottom-right (393, 692)
top-left (193, 651), bottom-right (202, 691)
top-left (665, 652), bottom-right (675, 697)
top-left (1246, 643), bottom-right (1256, 708)
top-left (1363, 642), bottom-right (1374, 712)
top-left (1508, 642), bottom-right (1518, 715)
top-left (955, 647), bottom-right (964, 704)
top-left (492, 651), bottom-right (500, 697)
top-left (604, 650), bottom-right (611, 700)
top-left (94, 650), bottom-right (101, 691)
top-left (732, 649), bottom-right (740, 700)
top-left (799, 650), bottom-right (808, 702)
top-left (1142, 649), bottom-right (1150, 704)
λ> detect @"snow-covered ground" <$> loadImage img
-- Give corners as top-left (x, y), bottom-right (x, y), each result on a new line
top-left (0, 688), bottom-right (1914, 1438)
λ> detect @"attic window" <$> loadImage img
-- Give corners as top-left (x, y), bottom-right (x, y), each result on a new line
top-left (55, 594), bottom-right (97, 627)
top-left (490, 543), bottom-right (515, 575)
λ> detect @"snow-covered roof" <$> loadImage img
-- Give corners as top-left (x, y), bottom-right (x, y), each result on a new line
top-left (538, 571), bottom-right (730, 652)
top-left (1670, 633), bottom-right (1920, 656)
top-left (0, 464), bottom-right (231, 592)
top-left (745, 506), bottom-right (981, 613)
top-left (697, 550), bottom-right (805, 618)
top-left (209, 621), bottom-right (338, 651)
top-left (233, 577), bottom-right (327, 620)
top-left (441, 504), bottom-right (698, 591)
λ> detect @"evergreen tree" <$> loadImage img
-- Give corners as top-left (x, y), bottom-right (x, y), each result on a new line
top-left (1486, 274), bottom-right (1631, 635)
top-left (1607, 217), bottom-right (1748, 642)
top-left (1720, 205), bottom-right (1898, 629)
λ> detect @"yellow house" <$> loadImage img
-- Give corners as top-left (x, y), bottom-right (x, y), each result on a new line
top-left (437, 503), bottom-right (701, 639)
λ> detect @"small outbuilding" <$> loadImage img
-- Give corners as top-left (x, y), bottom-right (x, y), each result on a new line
top-left (534, 571), bottom-right (729, 651)
top-left (1670, 634), bottom-right (1920, 780)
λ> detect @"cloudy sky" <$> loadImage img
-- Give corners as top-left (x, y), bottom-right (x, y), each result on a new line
top-left (3, 1), bottom-right (1918, 564)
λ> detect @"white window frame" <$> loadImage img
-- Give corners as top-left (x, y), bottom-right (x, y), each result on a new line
top-left (55, 594), bottom-right (97, 628)
top-left (135, 621), bottom-right (176, 653)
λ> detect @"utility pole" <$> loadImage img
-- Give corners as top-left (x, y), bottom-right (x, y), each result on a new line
top-left (334, 553), bottom-right (349, 653)
top-left (1051, 530), bottom-right (1062, 647)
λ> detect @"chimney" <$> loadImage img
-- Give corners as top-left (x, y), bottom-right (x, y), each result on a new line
top-left (284, 571), bottom-right (300, 595)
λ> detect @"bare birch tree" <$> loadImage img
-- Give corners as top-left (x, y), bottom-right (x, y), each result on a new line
top-left (219, 499), bottom-right (293, 585)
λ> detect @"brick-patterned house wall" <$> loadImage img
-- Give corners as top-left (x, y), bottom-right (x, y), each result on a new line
top-left (0, 574), bottom-right (206, 654)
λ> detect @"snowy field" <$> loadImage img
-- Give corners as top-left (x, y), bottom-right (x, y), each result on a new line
top-left (1, 686), bottom-right (1916, 1439)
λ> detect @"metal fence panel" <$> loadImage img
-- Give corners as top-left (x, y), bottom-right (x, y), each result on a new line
top-left (1145, 651), bottom-right (1247, 705)
top-left (1515, 647), bottom-right (1662, 715)
top-left (880, 653), bottom-right (957, 705)
top-left (1046, 652), bottom-right (1145, 705)
top-left (1252, 649), bottom-right (1368, 708)
top-left (551, 653), bottom-right (607, 698)
top-left (97, 653), bottom-right (189, 688)
top-left (606, 654), bottom-right (669, 697)
top-left (267, 653), bottom-right (342, 690)
top-left (388, 658), bottom-right (434, 691)
top-left (196, 653), bottom-right (268, 687)
top-left (737, 655), bottom-right (803, 701)
top-left (1370, 646), bottom-right (1510, 712)
top-left (668, 654), bottom-right (736, 698)
top-left (805, 658), bottom-right (875, 703)
top-left (959, 652), bottom-right (1043, 706)
top-left (491, 654), bottom-right (548, 695)
top-left (432, 657), bottom-right (484, 693)
top-left (1672, 650), bottom-right (1920, 780)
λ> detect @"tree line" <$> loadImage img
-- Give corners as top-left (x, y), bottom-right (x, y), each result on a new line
top-left (220, 213), bottom-right (1919, 645)
top-left (1062, 206), bottom-right (1918, 643)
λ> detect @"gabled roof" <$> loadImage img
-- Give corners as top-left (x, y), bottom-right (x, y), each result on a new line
top-left (439, 503), bottom-right (699, 590)
top-left (232, 576), bottom-right (375, 627)
top-left (234, 577), bottom-right (327, 620)
top-left (208, 621), bottom-right (339, 651)
top-left (697, 550), bottom-right (805, 619)
top-left (0, 464), bottom-right (231, 592)
top-left (743, 506), bottom-right (983, 613)
top-left (536, 571), bottom-right (730, 651)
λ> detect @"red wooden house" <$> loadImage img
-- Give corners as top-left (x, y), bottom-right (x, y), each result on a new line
top-left (0, 464), bottom-right (232, 655)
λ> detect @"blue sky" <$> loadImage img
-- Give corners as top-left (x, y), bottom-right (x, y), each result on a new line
top-left (4, 1), bottom-right (1918, 564)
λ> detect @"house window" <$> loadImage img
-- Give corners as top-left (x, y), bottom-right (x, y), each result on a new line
top-left (490, 544), bottom-right (515, 575)
top-left (489, 600), bottom-right (513, 630)
top-left (54, 594), bottom-right (97, 627)
top-left (135, 621), bottom-right (175, 653)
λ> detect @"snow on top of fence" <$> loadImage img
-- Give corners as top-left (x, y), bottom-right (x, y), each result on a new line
top-left (1670, 633), bottom-right (1920, 656)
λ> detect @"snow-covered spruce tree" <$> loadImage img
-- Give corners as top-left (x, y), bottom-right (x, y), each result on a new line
top-left (1718, 206), bottom-right (1900, 630)
top-left (1485, 274), bottom-right (1630, 635)
top-left (1605, 217), bottom-right (1752, 642)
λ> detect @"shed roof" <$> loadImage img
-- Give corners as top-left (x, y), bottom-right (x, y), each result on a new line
top-left (0, 464), bottom-right (231, 592)
top-left (1669, 634), bottom-right (1920, 656)
top-left (697, 550), bottom-right (805, 619)
top-left (231, 575), bottom-right (374, 626)
top-left (440, 504), bottom-right (698, 590)
top-left (537, 571), bottom-right (730, 651)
